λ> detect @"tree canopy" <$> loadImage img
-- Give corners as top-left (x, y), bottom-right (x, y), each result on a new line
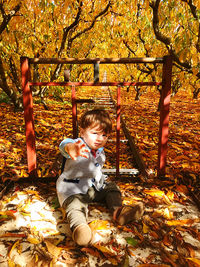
top-left (0, 0), bottom-right (200, 108)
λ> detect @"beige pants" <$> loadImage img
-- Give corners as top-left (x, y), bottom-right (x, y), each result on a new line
top-left (62, 182), bottom-right (121, 231)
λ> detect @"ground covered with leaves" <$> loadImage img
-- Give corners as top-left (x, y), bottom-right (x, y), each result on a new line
top-left (0, 86), bottom-right (200, 266)
top-left (0, 177), bottom-right (200, 266)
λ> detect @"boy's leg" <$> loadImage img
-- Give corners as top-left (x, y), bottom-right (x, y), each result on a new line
top-left (103, 182), bottom-right (144, 225)
top-left (62, 195), bottom-right (92, 246)
top-left (95, 182), bottom-right (122, 212)
top-left (63, 195), bottom-right (88, 229)
top-left (105, 190), bottom-right (122, 213)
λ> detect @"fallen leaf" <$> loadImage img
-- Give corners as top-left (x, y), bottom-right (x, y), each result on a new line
top-left (27, 234), bottom-right (42, 244)
top-left (89, 219), bottom-right (110, 231)
top-left (166, 219), bottom-right (199, 226)
top-left (143, 222), bottom-right (150, 234)
top-left (44, 240), bottom-right (62, 259)
top-left (93, 243), bottom-right (116, 257)
top-left (81, 247), bottom-right (101, 257)
top-left (125, 237), bottom-right (138, 246)
top-left (144, 189), bottom-right (165, 197)
top-left (186, 258), bottom-right (200, 266)
top-left (0, 211), bottom-right (16, 220)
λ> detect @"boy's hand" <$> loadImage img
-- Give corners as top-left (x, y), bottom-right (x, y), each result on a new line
top-left (65, 140), bottom-right (89, 160)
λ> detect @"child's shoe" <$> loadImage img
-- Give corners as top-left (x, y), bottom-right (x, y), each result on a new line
top-left (72, 223), bottom-right (92, 246)
top-left (113, 202), bottom-right (144, 226)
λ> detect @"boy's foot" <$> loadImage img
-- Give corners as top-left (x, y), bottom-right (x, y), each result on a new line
top-left (113, 202), bottom-right (144, 226)
top-left (72, 223), bottom-right (92, 246)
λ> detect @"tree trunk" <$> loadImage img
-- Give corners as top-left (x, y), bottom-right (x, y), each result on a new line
top-left (0, 57), bottom-right (23, 110)
top-left (135, 87), bottom-right (141, 100)
top-left (193, 88), bottom-right (200, 99)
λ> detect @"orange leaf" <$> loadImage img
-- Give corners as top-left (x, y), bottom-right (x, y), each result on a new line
top-left (150, 231), bottom-right (159, 239)
top-left (128, 247), bottom-right (135, 257)
top-left (163, 234), bottom-right (172, 247)
top-left (186, 258), bottom-right (200, 266)
top-left (0, 211), bottom-right (16, 220)
top-left (175, 184), bottom-right (189, 194)
top-left (81, 247), bottom-right (101, 258)
top-left (1, 233), bottom-right (26, 238)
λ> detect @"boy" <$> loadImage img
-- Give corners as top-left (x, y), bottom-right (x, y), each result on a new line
top-left (56, 109), bottom-right (144, 246)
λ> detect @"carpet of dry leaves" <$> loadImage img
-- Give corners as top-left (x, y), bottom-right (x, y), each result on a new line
top-left (0, 86), bottom-right (200, 266)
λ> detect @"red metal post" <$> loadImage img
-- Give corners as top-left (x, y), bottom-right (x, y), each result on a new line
top-left (116, 86), bottom-right (121, 177)
top-left (157, 55), bottom-right (173, 177)
top-left (72, 85), bottom-right (77, 138)
top-left (21, 57), bottom-right (37, 178)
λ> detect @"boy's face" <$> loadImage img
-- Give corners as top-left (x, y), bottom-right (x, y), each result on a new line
top-left (80, 125), bottom-right (109, 150)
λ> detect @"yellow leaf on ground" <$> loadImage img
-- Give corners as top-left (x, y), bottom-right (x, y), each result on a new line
top-left (166, 218), bottom-right (199, 226)
top-left (166, 191), bottom-right (174, 201)
top-left (27, 234), bottom-right (42, 244)
top-left (107, 256), bottom-right (119, 265)
top-left (89, 220), bottom-right (110, 231)
top-left (142, 222), bottom-right (150, 234)
top-left (144, 189), bottom-right (165, 197)
top-left (45, 240), bottom-right (62, 259)
top-left (186, 258), bottom-right (200, 266)
top-left (93, 244), bottom-right (115, 257)
top-left (137, 264), bottom-right (170, 267)
top-left (152, 208), bottom-right (174, 220)
top-left (7, 258), bottom-right (16, 267)
top-left (8, 240), bottom-right (20, 258)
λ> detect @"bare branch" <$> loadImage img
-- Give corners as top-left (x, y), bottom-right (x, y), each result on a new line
top-left (0, 2), bottom-right (22, 35)
top-left (0, 56), bottom-right (22, 108)
top-left (58, 0), bottom-right (83, 57)
top-left (51, 0), bottom-right (83, 81)
top-left (68, 0), bottom-right (112, 47)
top-left (150, 0), bottom-right (192, 70)
top-left (181, 0), bottom-right (200, 52)
top-left (52, 0), bottom-right (111, 81)
top-left (8, 56), bottom-right (21, 91)
top-left (150, 0), bottom-right (171, 46)
top-left (123, 36), bottom-right (156, 77)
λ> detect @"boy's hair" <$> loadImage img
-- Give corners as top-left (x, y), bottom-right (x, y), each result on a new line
top-left (79, 109), bottom-right (112, 134)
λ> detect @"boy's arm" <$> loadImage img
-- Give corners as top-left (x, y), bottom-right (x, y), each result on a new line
top-left (59, 138), bottom-right (89, 160)
top-left (59, 138), bottom-right (75, 158)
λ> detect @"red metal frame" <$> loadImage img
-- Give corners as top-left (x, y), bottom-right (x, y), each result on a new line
top-left (20, 57), bottom-right (38, 178)
top-left (157, 56), bottom-right (173, 176)
top-left (72, 85), bottom-right (77, 139)
top-left (116, 86), bottom-right (121, 176)
top-left (20, 56), bottom-right (173, 178)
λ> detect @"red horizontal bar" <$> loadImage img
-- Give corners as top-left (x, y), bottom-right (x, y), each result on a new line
top-left (28, 57), bottom-right (164, 65)
top-left (29, 81), bottom-right (162, 87)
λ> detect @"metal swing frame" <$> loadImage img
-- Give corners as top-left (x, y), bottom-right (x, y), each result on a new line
top-left (20, 56), bottom-right (173, 178)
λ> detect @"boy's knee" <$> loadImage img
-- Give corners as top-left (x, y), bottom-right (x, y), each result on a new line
top-left (104, 182), bottom-right (121, 194)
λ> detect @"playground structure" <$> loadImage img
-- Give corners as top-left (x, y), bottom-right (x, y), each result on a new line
top-left (20, 56), bottom-right (173, 179)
